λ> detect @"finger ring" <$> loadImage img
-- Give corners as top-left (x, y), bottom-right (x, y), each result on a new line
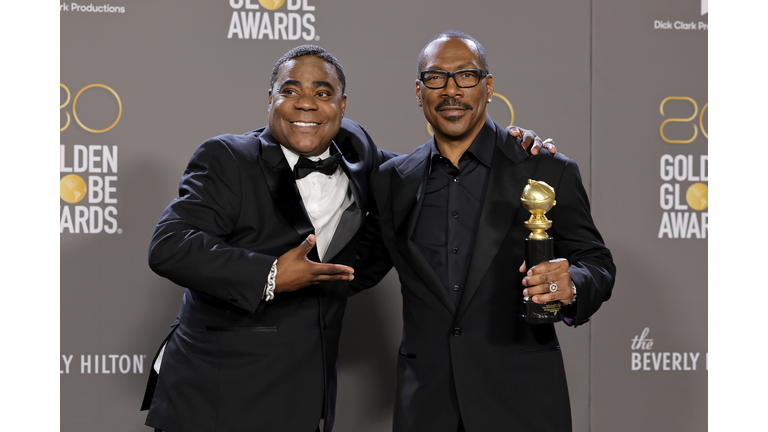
top-left (543, 138), bottom-right (554, 144)
top-left (548, 281), bottom-right (558, 293)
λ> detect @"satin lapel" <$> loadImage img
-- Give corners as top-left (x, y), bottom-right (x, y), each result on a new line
top-left (323, 142), bottom-right (364, 262)
top-left (455, 124), bottom-right (539, 323)
top-left (322, 202), bottom-right (361, 263)
top-left (335, 137), bottom-right (367, 210)
top-left (393, 145), bottom-right (457, 315)
top-left (258, 128), bottom-right (315, 246)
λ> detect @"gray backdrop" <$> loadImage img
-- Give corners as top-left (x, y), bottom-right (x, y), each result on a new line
top-left (60, 1), bottom-right (707, 431)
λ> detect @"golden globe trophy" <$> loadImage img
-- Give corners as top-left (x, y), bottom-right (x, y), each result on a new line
top-left (520, 179), bottom-right (563, 324)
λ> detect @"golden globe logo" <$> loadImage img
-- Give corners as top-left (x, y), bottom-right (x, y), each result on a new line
top-left (658, 155), bottom-right (708, 239)
top-left (60, 83), bottom-right (121, 235)
top-left (686, 183), bottom-right (707, 211)
top-left (657, 97), bottom-right (708, 240)
top-left (228, 0), bottom-right (317, 41)
top-left (60, 174), bottom-right (87, 204)
top-left (59, 145), bottom-right (120, 234)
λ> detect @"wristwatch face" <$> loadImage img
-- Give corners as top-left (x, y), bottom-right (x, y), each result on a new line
top-left (570, 280), bottom-right (577, 304)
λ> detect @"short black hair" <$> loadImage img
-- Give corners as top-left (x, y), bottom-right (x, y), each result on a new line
top-left (270, 45), bottom-right (346, 94)
top-left (416, 30), bottom-right (489, 75)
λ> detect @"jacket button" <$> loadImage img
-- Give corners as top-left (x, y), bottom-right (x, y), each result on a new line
top-left (453, 328), bottom-right (462, 337)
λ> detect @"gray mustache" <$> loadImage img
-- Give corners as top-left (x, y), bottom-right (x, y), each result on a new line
top-left (435, 98), bottom-right (473, 111)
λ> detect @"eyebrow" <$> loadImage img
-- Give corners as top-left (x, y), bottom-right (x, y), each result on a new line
top-left (278, 79), bottom-right (335, 92)
top-left (278, 79), bottom-right (301, 91)
top-left (424, 62), bottom-right (478, 71)
top-left (312, 80), bottom-right (334, 91)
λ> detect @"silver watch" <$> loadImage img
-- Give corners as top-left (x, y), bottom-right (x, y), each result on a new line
top-left (568, 279), bottom-right (577, 305)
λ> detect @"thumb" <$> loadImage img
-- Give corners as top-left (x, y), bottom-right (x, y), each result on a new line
top-left (299, 234), bottom-right (316, 257)
top-left (519, 261), bottom-right (527, 274)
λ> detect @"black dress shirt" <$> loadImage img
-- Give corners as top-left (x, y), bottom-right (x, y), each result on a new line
top-left (411, 120), bottom-right (496, 305)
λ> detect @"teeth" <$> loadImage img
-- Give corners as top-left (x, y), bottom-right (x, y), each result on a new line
top-left (293, 122), bottom-right (319, 126)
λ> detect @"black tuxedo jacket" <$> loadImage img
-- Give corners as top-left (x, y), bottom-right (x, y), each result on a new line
top-left (364, 118), bottom-right (616, 432)
top-left (141, 119), bottom-right (390, 432)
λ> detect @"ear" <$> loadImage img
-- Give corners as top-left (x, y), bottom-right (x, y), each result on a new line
top-left (341, 94), bottom-right (347, 117)
top-left (415, 80), bottom-right (423, 107)
top-left (268, 89), bottom-right (273, 112)
top-left (485, 74), bottom-right (494, 101)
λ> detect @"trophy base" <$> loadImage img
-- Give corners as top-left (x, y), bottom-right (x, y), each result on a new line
top-left (521, 236), bottom-right (561, 324)
top-left (521, 299), bottom-right (563, 324)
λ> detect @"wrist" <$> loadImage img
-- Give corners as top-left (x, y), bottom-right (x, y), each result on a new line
top-left (567, 279), bottom-right (577, 305)
top-left (263, 259), bottom-right (278, 301)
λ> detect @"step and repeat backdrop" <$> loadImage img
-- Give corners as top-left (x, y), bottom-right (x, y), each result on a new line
top-left (60, 1), bottom-right (707, 431)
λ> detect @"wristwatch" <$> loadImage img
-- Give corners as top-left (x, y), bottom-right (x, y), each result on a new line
top-left (568, 279), bottom-right (577, 305)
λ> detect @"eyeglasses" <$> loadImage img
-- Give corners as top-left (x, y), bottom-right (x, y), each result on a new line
top-left (418, 69), bottom-right (489, 89)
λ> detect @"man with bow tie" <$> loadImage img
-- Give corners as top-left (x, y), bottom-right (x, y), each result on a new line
top-left (140, 44), bottom-right (551, 432)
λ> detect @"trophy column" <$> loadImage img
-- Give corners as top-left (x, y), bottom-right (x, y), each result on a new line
top-left (520, 180), bottom-right (563, 324)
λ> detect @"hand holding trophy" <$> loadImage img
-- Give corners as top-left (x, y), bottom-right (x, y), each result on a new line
top-left (520, 179), bottom-right (564, 324)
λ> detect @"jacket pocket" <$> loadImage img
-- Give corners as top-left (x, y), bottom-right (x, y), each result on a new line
top-left (515, 345), bottom-right (561, 354)
top-left (398, 349), bottom-right (417, 359)
top-left (206, 325), bottom-right (278, 332)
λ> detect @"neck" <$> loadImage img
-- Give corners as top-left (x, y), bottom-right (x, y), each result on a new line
top-left (433, 119), bottom-right (485, 167)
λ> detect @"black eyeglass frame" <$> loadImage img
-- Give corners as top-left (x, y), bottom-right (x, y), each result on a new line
top-left (418, 69), bottom-right (489, 89)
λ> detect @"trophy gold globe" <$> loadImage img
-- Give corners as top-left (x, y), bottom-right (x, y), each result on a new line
top-left (520, 180), bottom-right (563, 323)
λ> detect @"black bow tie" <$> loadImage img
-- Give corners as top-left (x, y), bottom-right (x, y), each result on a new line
top-left (293, 153), bottom-right (342, 179)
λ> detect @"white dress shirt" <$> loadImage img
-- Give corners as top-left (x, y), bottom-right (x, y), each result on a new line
top-left (280, 145), bottom-right (353, 261)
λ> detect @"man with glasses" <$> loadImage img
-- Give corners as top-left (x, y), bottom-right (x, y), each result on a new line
top-left (356, 30), bottom-right (616, 431)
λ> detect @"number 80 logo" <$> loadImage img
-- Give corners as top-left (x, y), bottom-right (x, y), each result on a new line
top-left (60, 83), bottom-right (122, 133)
top-left (660, 97), bottom-right (708, 144)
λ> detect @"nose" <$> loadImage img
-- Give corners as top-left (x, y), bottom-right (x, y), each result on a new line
top-left (441, 75), bottom-right (463, 98)
top-left (294, 93), bottom-right (318, 111)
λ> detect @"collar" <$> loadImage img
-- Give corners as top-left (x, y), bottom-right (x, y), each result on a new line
top-left (427, 115), bottom-right (496, 168)
top-left (280, 143), bottom-right (336, 170)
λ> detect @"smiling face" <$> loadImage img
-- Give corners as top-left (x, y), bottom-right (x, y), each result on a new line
top-left (416, 37), bottom-right (493, 143)
top-left (268, 55), bottom-right (346, 157)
